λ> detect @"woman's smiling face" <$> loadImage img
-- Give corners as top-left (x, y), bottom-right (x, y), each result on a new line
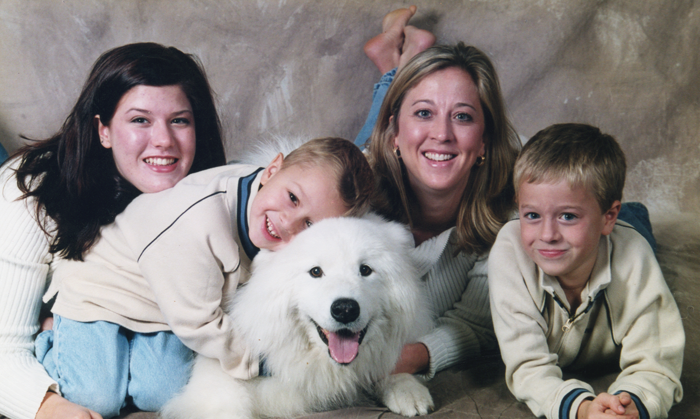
top-left (97, 84), bottom-right (196, 193)
top-left (393, 66), bottom-right (485, 200)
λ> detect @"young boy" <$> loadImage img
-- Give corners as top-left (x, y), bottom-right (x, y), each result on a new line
top-left (488, 124), bottom-right (684, 419)
top-left (38, 137), bottom-right (374, 417)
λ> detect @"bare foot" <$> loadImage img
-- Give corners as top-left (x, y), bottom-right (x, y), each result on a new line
top-left (363, 6), bottom-right (418, 74)
top-left (382, 5), bottom-right (417, 33)
top-left (398, 25), bottom-right (436, 70)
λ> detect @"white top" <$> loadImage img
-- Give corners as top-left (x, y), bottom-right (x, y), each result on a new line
top-left (0, 160), bottom-right (59, 419)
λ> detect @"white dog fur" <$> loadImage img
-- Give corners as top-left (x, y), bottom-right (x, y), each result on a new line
top-left (161, 215), bottom-right (435, 419)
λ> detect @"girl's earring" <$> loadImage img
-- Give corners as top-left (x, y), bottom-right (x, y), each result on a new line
top-left (393, 146), bottom-right (401, 159)
top-left (475, 154), bottom-right (486, 167)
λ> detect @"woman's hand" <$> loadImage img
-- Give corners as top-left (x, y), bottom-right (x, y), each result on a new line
top-left (36, 392), bottom-right (102, 419)
top-left (392, 342), bottom-right (430, 375)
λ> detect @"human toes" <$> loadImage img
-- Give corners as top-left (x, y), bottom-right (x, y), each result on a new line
top-left (398, 26), bottom-right (436, 69)
top-left (381, 5), bottom-right (417, 33)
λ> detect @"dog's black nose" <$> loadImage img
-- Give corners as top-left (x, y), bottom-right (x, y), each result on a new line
top-left (331, 298), bottom-right (360, 324)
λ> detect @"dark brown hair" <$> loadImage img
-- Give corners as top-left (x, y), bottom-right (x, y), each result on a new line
top-left (8, 42), bottom-right (226, 260)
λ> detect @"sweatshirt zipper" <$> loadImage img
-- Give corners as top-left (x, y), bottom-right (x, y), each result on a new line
top-left (551, 294), bottom-right (588, 354)
top-left (551, 291), bottom-right (605, 356)
top-left (552, 294), bottom-right (579, 330)
top-left (562, 316), bottom-right (574, 332)
top-left (554, 290), bottom-right (604, 331)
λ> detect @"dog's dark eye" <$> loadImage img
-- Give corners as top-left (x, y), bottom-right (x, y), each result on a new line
top-left (359, 264), bottom-right (372, 277)
top-left (309, 267), bottom-right (323, 278)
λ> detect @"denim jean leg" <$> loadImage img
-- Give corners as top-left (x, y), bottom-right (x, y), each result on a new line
top-left (0, 142), bottom-right (8, 165)
top-left (127, 331), bottom-right (194, 411)
top-left (35, 330), bottom-right (54, 368)
top-left (618, 202), bottom-right (656, 252)
top-left (354, 68), bottom-right (397, 149)
top-left (39, 316), bottom-right (130, 418)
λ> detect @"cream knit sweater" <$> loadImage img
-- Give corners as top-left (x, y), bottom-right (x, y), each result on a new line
top-left (0, 162), bottom-right (58, 419)
top-left (411, 226), bottom-right (495, 378)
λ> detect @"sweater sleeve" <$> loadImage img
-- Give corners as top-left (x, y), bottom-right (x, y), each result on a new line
top-left (420, 253), bottom-right (498, 379)
top-left (488, 222), bottom-right (594, 419)
top-left (605, 230), bottom-right (684, 419)
top-left (0, 171), bottom-right (58, 419)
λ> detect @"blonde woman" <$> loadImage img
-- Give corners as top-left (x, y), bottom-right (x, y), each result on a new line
top-left (364, 39), bottom-right (521, 377)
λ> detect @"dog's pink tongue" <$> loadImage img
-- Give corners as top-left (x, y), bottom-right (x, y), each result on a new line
top-left (328, 331), bottom-right (360, 364)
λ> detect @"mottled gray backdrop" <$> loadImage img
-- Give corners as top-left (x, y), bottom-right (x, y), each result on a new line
top-left (1, 0), bottom-right (698, 214)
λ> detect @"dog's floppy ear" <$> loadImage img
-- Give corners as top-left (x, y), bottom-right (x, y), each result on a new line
top-left (367, 216), bottom-right (434, 343)
top-left (362, 212), bottom-right (414, 251)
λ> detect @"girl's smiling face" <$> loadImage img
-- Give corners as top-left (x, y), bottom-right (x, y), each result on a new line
top-left (393, 66), bottom-right (486, 201)
top-left (248, 154), bottom-right (349, 252)
top-left (97, 84), bottom-right (196, 193)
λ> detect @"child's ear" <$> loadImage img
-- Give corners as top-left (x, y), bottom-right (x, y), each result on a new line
top-left (601, 200), bottom-right (622, 236)
top-left (260, 153), bottom-right (284, 186)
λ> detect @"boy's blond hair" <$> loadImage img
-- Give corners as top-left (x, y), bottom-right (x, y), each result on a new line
top-left (514, 123), bottom-right (626, 212)
top-left (281, 137), bottom-right (374, 217)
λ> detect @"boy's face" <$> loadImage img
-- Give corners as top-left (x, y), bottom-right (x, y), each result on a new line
top-left (249, 154), bottom-right (348, 252)
top-left (518, 179), bottom-right (619, 288)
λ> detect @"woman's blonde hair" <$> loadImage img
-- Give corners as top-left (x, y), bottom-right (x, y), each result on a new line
top-left (366, 43), bottom-right (521, 254)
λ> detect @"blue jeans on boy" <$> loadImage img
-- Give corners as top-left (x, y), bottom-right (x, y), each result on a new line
top-left (0, 142), bottom-right (8, 165)
top-left (617, 201), bottom-right (656, 252)
top-left (36, 315), bottom-right (193, 418)
top-left (355, 68), bottom-right (657, 252)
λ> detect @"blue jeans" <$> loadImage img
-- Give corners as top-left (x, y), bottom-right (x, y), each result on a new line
top-left (36, 315), bottom-right (193, 418)
top-left (0, 142), bottom-right (8, 165)
top-left (354, 68), bottom-right (396, 149)
top-left (617, 201), bottom-right (656, 252)
top-left (355, 68), bottom-right (657, 252)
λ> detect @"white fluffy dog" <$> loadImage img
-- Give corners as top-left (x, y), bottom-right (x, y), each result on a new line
top-left (161, 215), bottom-right (434, 419)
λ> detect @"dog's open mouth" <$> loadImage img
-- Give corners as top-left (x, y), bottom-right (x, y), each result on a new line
top-left (313, 321), bottom-right (368, 365)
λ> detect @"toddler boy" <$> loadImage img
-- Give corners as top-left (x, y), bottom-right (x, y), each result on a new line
top-left (488, 124), bottom-right (684, 419)
top-left (39, 137), bottom-right (373, 417)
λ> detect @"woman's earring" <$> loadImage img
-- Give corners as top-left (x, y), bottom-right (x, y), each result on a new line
top-left (394, 146), bottom-right (401, 159)
top-left (475, 154), bottom-right (486, 167)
